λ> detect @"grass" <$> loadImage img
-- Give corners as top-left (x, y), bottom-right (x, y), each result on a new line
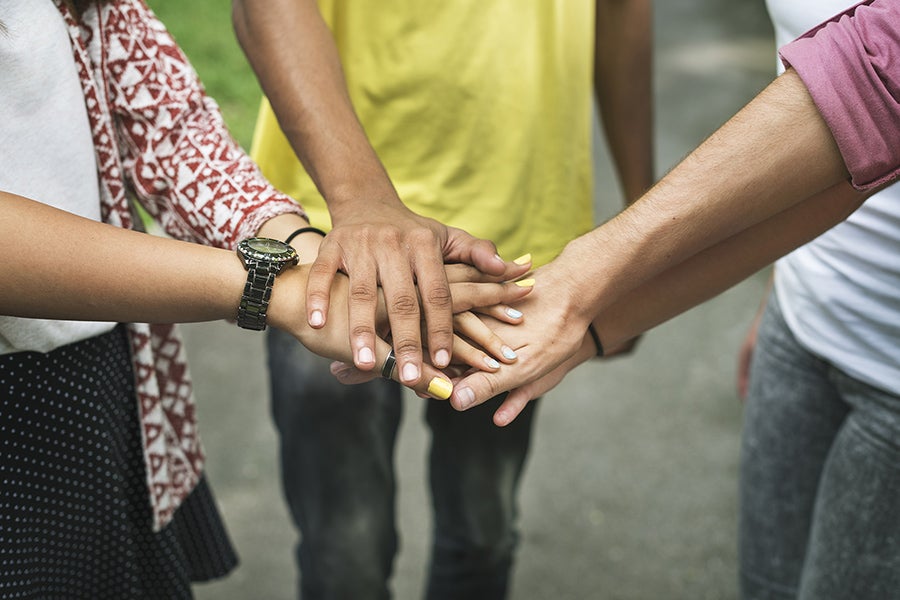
top-left (146, 0), bottom-right (262, 149)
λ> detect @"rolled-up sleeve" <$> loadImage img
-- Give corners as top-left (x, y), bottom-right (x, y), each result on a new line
top-left (780, 0), bottom-right (900, 191)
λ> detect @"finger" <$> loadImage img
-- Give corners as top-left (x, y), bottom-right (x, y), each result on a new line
top-left (377, 252), bottom-right (424, 384)
top-left (306, 241), bottom-right (342, 328)
top-left (448, 331), bottom-right (503, 372)
top-left (453, 312), bottom-right (518, 364)
top-left (443, 227), bottom-right (507, 276)
top-left (329, 360), bottom-right (381, 385)
top-left (493, 386), bottom-right (536, 427)
top-left (412, 239), bottom-right (454, 368)
top-left (449, 368), bottom-right (516, 412)
top-left (444, 261), bottom-right (532, 284)
top-left (470, 304), bottom-right (525, 324)
top-left (449, 279), bottom-right (534, 313)
top-left (345, 257), bottom-right (380, 370)
top-left (373, 339), bottom-right (453, 400)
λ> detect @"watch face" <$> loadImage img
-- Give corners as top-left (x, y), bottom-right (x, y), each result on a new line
top-left (238, 237), bottom-right (299, 265)
top-left (247, 237), bottom-right (289, 255)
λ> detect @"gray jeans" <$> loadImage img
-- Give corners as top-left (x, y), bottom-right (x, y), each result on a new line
top-left (266, 327), bottom-right (538, 600)
top-left (739, 293), bottom-right (900, 600)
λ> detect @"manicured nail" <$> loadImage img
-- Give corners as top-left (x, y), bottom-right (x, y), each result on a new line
top-left (401, 362), bottom-right (419, 383)
top-left (427, 377), bottom-right (453, 400)
top-left (513, 253), bottom-right (532, 265)
top-left (514, 278), bottom-right (535, 288)
top-left (434, 349), bottom-right (450, 368)
top-left (505, 307), bottom-right (523, 319)
top-left (456, 387), bottom-right (475, 410)
top-left (484, 356), bottom-right (501, 369)
top-left (309, 310), bottom-right (325, 327)
top-left (502, 346), bottom-right (517, 360)
top-left (358, 347), bottom-right (374, 365)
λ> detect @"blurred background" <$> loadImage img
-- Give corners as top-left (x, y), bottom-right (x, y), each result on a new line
top-left (146, 0), bottom-right (776, 598)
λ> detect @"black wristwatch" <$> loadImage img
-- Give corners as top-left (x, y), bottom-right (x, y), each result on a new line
top-left (236, 237), bottom-right (299, 331)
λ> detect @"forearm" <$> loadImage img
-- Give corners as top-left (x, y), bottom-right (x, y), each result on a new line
top-left (594, 0), bottom-right (654, 203)
top-left (1, 192), bottom-right (247, 324)
top-left (591, 181), bottom-right (866, 349)
top-left (559, 68), bottom-right (849, 321)
top-left (232, 0), bottom-right (399, 216)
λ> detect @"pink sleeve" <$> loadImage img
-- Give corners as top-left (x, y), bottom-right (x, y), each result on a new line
top-left (779, 0), bottom-right (900, 191)
top-left (102, 1), bottom-right (305, 248)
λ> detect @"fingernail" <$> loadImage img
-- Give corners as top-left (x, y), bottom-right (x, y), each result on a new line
top-left (513, 253), bottom-right (532, 265)
top-left (514, 278), bottom-right (535, 288)
top-left (358, 347), bottom-right (374, 365)
top-left (434, 349), bottom-right (450, 368)
top-left (494, 253), bottom-right (505, 265)
top-left (401, 362), bottom-right (419, 383)
top-left (427, 377), bottom-right (453, 400)
top-left (484, 356), bottom-right (501, 369)
top-left (309, 310), bottom-right (325, 327)
top-left (505, 307), bottom-right (523, 319)
top-left (502, 346), bottom-right (517, 360)
top-left (456, 387), bottom-right (475, 410)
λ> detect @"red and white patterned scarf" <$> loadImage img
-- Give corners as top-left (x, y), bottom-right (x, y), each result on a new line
top-left (54, 0), bottom-right (305, 530)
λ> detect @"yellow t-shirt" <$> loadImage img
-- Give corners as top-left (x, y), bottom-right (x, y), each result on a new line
top-left (251, 0), bottom-right (595, 267)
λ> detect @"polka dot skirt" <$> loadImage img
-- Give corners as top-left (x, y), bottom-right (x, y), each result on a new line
top-left (0, 326), bottom-right (237, 599)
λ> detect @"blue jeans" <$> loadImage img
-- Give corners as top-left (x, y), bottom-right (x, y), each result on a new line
top-left (739, 293), bottom-right (900, 600)
top-left (267, 328), bottom-right (538, 600)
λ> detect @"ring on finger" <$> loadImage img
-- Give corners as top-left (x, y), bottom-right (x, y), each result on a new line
top-left (381, 348), bottom-right (397, 380)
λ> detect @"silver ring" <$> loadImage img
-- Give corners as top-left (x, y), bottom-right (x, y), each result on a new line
top-left (381, 349), bottom-right (397, 379)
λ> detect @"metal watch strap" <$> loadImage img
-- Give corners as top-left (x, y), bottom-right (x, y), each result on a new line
top-left (236, 261), bottom-right (280, 331)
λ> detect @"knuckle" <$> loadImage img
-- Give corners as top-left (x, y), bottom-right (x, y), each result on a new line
top-left (308, 260), bottom-right (335, 278)
top-left (393, 338), bottom-right (422, 358)
top-left (306, 289), bottom-right (330, 304)
top-left (351, 325), bottom-right (375, 338)
top-left (350, 283), bottom-right (377, 303)
top-left (389, 293), bottom-right (419, 317)
top-left (408, 227), bottom-right (439, 247)
top-left (425, 285), bottom-right (453, 308)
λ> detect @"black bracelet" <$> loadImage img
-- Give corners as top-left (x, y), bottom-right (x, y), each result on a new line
top-left (285, 226), bottom-right (327, 245)
top-left (587, 323), bottom-right (605, 357)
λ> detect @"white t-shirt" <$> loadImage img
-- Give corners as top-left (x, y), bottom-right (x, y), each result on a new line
top-left (768, 0), bottom-right (900, 394)
top-left (0, 2), bottom-right (116, 354)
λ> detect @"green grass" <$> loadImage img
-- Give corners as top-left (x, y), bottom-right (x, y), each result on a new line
top-left (146, 0), bottom-right (262, 149)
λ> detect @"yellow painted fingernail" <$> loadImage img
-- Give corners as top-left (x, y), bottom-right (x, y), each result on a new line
top-left (514, 278), bottom-right (535, 287)
top-left (513, 253), bottom-right (532, 265)
top-left (427, 377), bottom-right (453, 400)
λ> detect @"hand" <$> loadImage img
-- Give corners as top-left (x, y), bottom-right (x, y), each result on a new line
top-left (736, 305), bottom-right (764, 401)
top-left (447, 260), bottom-right (595, 418)
top-left (328, 265), bottom-right (533, 388)
top-left (304, 203), bottom-right (531, 387)
top-left (273, 262), bottom-right (532, 399)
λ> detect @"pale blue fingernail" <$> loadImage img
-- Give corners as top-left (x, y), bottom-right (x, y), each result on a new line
top-left (484, 356), bottom-right (501, 369)
top-left (506, 308), bottom-right (523, 319)
top-left (502, 346), bottom-right (517, 360)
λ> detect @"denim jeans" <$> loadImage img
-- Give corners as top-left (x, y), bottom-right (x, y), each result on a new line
top-left (739, 293), bottom-right (900, 600)
top-left (267, 328), bottom-right (538, 600)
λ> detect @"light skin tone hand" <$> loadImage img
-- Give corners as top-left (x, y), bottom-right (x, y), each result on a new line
top-left (735, 276), bottom-right (773, 401)
top-left (442, 69), bottom-right (866, 424)
top-left (232, 0), bottom-right (528, 387)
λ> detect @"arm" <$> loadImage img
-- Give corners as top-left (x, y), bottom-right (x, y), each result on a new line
top-left (232, 0), bottom-right (523, 384)
top-left (449, 67), bottom-right (853, 416)
top-left (470, 180), bottom-right (865, 424)
top-left (0, 192), bottom-right (530, 399)
top-left (593, 0), bottom-right (655, 356)
top-left (594, 0), bottom-right (654, 205)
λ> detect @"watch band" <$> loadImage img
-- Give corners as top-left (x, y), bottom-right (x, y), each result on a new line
top-left (237, 260), bottom-right (280, 331)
